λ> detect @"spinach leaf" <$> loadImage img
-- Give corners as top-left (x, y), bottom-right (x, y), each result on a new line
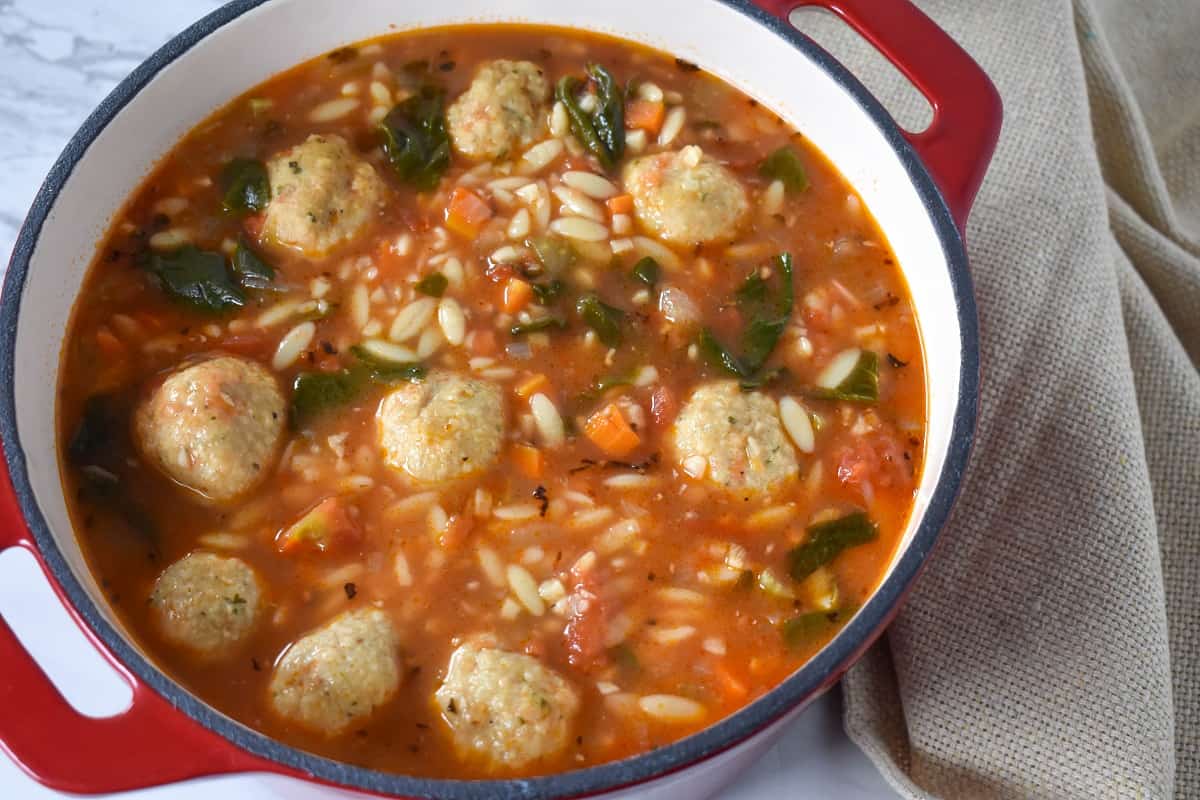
top-left (699, 253), bottom-right (794, 383)
top-left (415, 272), bottom-right (448, 297)
top-left (69, 395), bottom-right (124, 466)
top-left (378, 86), bottom-right (451, 191)
top-left (530, 235), bottom-right (577, 273)
top-left (348, 344), bottom-right (428, 378)
top-left (576, 293), bottom-right (626, 348)
top-left (220, 158), bottom-right (270, 213)
top-left (608, 643), bottom-right (640, 672)
top-left (811, 350), bottom-right (879, 403)
top-left (697, 328), bottom-right (747, 379)
top-left (738, 254), bottom-right (794, 373)
top-left (69, 395), bottom-right (159, 554)
top-left (230, 237), bottom-right (275, 291)
top-left (759, 146), bottom-right (809, 194)
top-left (530, 278), bottom-right (566, 305)
top-left (556, 64), bottom-right (625, 170)
top-left (780, 607), bottom-right (855, 649)
top-left (291, 369), bottom-right (364, 428)
top-left (143, 246), bottom-right (245, 314)
top-left (787, 511), bottom-right (877, 582)
top-left (631, 256), bottom-right (660, 287)
top-left (510, 316), bottom-right (568, 337)
top-left (291, 355), bottom-right (426, 428)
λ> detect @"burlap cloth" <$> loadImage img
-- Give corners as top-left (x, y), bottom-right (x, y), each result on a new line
top-left (785, 1), bottom-right (1200, 797)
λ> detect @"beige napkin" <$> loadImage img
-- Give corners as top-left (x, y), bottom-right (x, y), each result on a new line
top-left (791, 1), bottom-right (1199, 798)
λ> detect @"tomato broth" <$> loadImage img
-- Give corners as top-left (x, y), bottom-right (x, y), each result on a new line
top-left (58, 26), bottom-right (925, 778)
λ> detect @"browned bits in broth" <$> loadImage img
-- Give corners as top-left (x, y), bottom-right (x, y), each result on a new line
top-left (57, 25), bottom-right (925, 778)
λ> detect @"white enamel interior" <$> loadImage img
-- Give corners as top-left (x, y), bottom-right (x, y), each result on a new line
top-left (7, 0), bottom-right (959, 790)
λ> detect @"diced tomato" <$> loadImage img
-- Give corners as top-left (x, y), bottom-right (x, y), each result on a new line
top-left (563, 574), bottom-right (608, 669)
top-left (219, 333), bottom-right (272, 357)
top-left (276, 496), bottom-right (361, 553)
top-left (834, 430), bottom-right (910, 490)
top-left (649, 385), bottom-right (678, 428)
top-left (444, 187), bottom-right (493, 238)
top-left (469, 328), bottom-right (498, 356)
top-left (439, 513), bottom-right (475, 550)
top-left (243, 212), bottom-right (265, 240)
top-left (484, 261), bottom-right (515, 284)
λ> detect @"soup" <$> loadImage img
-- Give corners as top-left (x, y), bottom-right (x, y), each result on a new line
top-left (57, 25), bottom-right (925, 778)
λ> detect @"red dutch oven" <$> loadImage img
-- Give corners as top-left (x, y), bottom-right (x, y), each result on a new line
top-left (0, 0), bottom-right (1000, 797)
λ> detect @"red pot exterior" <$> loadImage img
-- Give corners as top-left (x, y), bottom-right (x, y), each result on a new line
top-left (0, 0), bottom-right (1000, 796)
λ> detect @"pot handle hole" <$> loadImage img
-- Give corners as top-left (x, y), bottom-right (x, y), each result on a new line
top-left (752, 0), bottom-right (1002, 232)
top-left (0, 453), bottom-right (271, 794)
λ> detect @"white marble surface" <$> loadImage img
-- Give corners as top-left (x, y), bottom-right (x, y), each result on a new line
top-left (0, 1), bottom-right (897, 797)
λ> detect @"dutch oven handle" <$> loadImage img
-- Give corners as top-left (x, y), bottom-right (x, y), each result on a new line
top-left (0, 452), bottom-right (273, 793)
top-left (752, 0), bottom-right (1002, 231)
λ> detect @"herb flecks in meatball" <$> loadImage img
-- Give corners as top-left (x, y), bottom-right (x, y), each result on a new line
top-left (377, 371), bottom-right (505, 483)
top-left (262, 134), bottom-right (386, 257)
top-left (672, 381), bottom-right (798, 493)
top-left (268, 608), bottom-right (402, 735)
top-left (435, 644), bottom-right (581, 768)
top-left (622, 146), bottom-right (749, 245)
top-left (447, 60), bottom-right (551, 161)
top-left (134, 355), bottom-right (285, 503)
top-left (150, 552), bottom-right (262, 657)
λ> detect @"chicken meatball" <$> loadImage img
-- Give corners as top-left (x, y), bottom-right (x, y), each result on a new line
top-left (435, 644), bottom-right (580, 769)
top-left (262, 134), bottom-right (386, 257)
top-left (268, 608), bottom-right (401, 736)
top-left (134, 356), bottom-right (285, 503)
top-left (672, 381), bottom-right (798, 493)
top-left (149, 552), bottom-right (262, 657)
top-left (622, 145), bottom-right (749, 245)
top-left (446, 60), bottom-right (550, 161)
top-left (378, 372), bottom-right (504, 483)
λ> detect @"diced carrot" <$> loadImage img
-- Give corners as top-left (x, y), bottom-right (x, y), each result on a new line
top-left (625, 100), bottom-right (665, 135)
top-left (606, 194), bottom-right (634, 215)
top-left (512, 443), bottom-right (545, 479)
top-left (583, 403), bottom-right (641, 457)
top-left (713, 661), bottom-right (749, 700)
top-left (469, 328), bottom-right (498, 356)
top-left (514, 373), bottom-right (551, 399)
top-left (444, 187), bottom-right (493, 238)
top-left (94, 326), bottom-right (125, 359)
top-left (503, 278), bottom-right (534, 313)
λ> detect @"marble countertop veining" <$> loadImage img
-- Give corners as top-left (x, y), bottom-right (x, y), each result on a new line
top-left (0, 1), bottom-right (896, 798)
